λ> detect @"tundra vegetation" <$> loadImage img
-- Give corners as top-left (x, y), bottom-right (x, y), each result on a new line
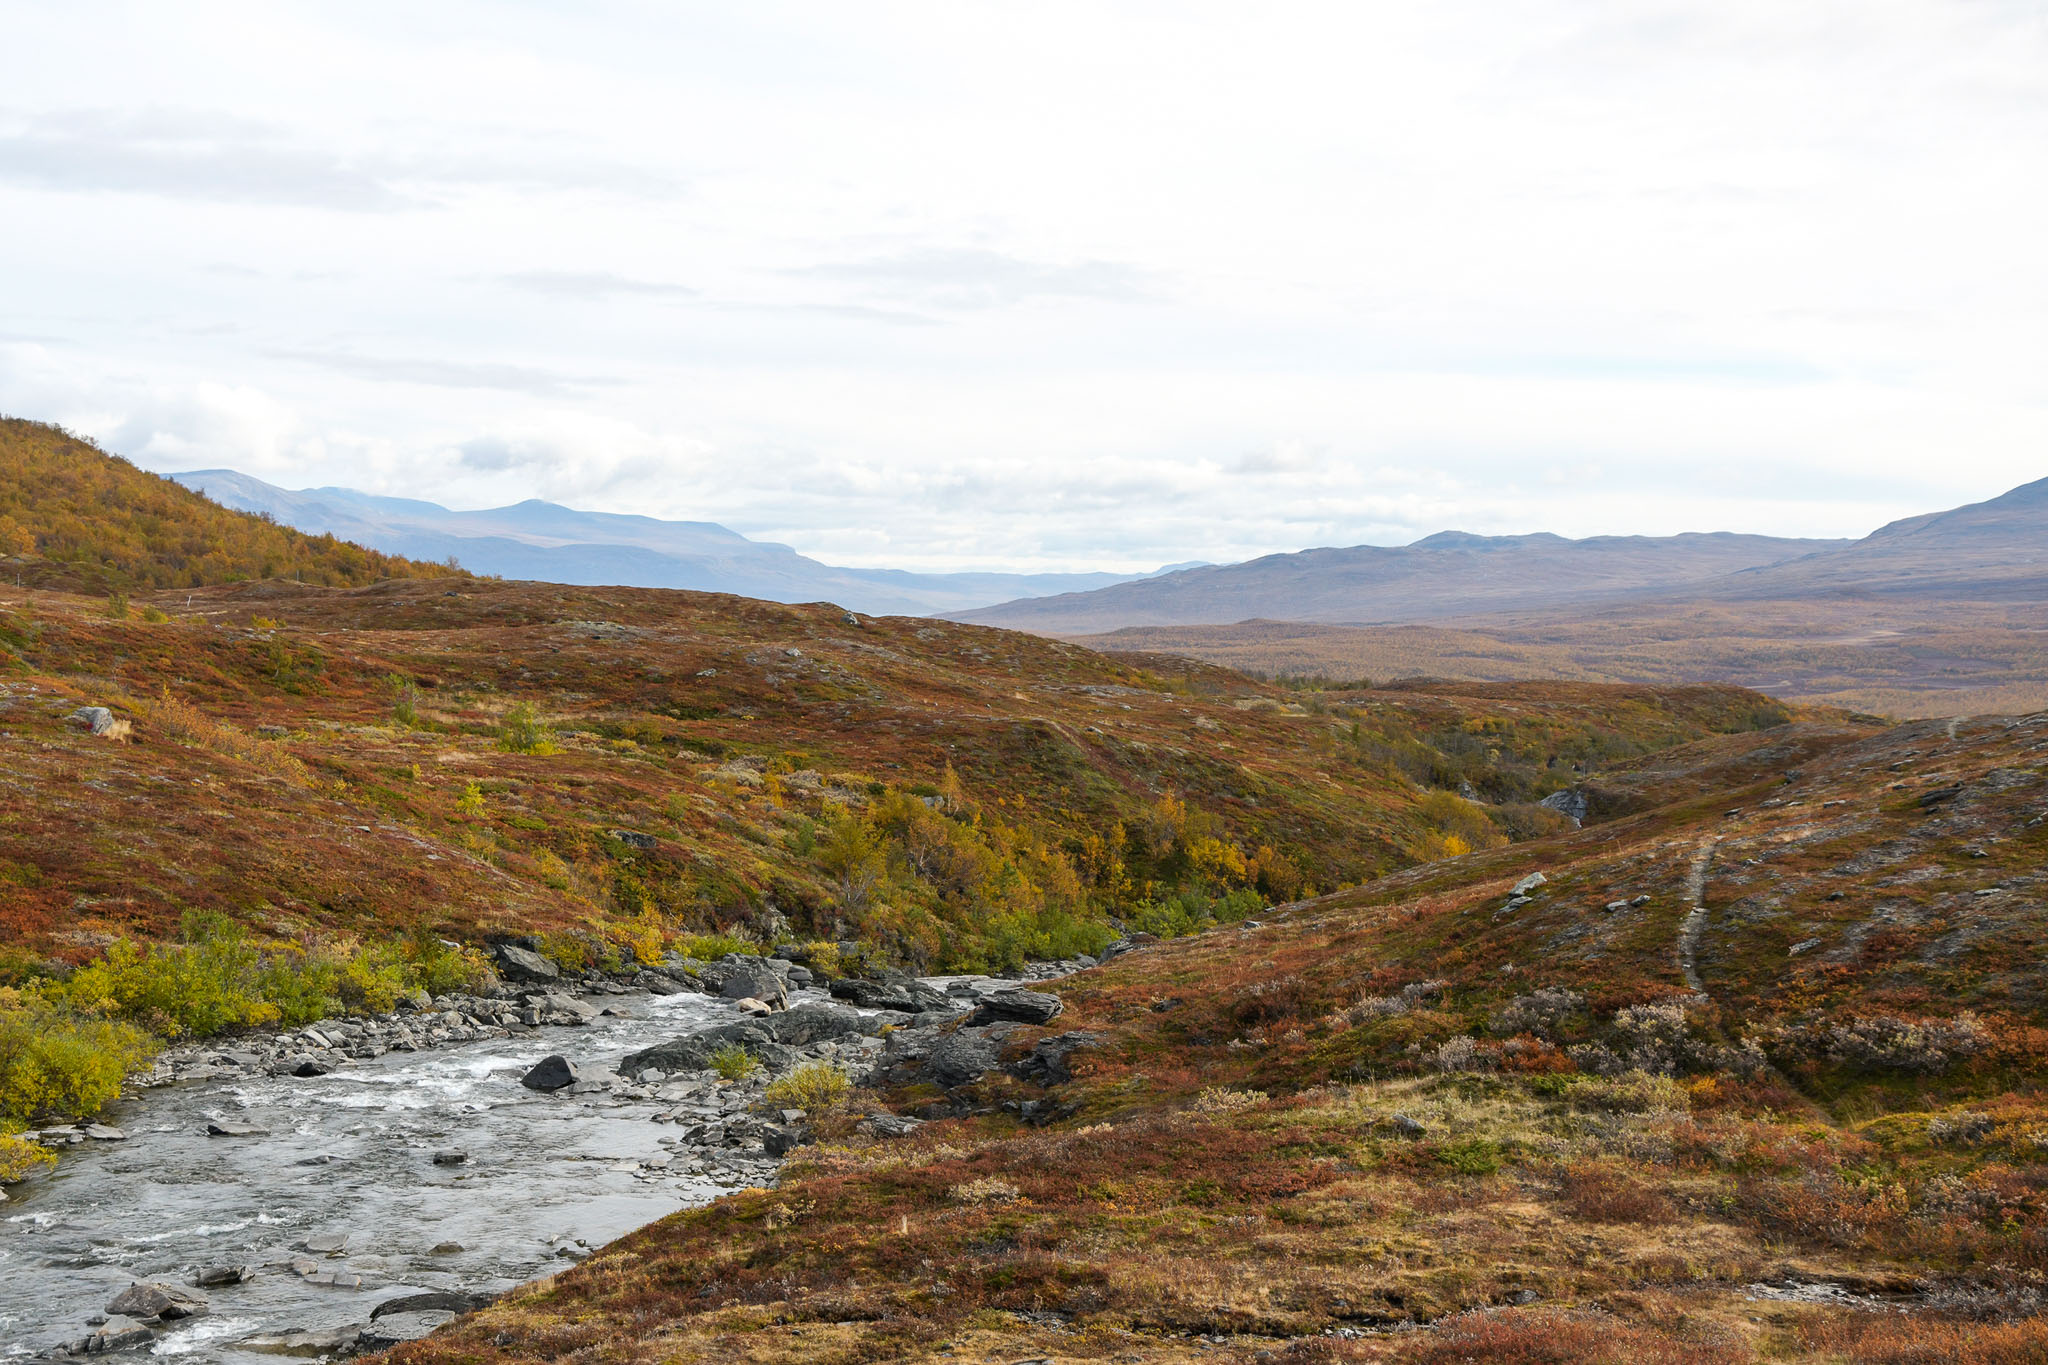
top-left (375, 706), bottom-right (2048, 1363)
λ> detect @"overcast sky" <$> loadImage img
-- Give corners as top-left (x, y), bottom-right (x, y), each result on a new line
top-left (3, 2), bottom-right (2044, 572)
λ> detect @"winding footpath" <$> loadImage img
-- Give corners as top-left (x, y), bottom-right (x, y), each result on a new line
top-left (1675, 836), bottom-right (1722, 995)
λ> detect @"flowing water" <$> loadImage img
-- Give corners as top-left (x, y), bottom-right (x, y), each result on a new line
top-left (0, 985), bottom-right (801, 1360)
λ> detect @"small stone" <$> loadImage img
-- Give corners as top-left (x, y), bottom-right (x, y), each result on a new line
top-left (431, 1241), bottom-right (465, 1254)
top-left (1511, 872), bottom-right (1546, 896)
top-left (206, 1120), bottom-right (269, 1137)
top-left (432, 1149), bottom-right (467, 1165)
top-left (292, 1059), bottom-right (332, 1078)
top-left (304, 1231), bottom-right (350, 1255)
top-left (194, 1264), bottom-right (253, 1287)
top-left (1388, 1113), bottom-right (1427, 1138)
top-left (82, 1123), bottom-right (126, 1140)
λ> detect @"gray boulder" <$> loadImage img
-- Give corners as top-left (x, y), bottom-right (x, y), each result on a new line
top-left (925, 1027), bottom-right (1007, 1089)
top-left (859, 1112), bottom-right (924, 1139)
top-left (239, 1326), bottom-right (365, 1354)
top-left (1539, 789), bottom-right (1588, 824)
top-left (61, 1318), bottom-right (155, 1354)
top-left (205, 1120), bottom-right (268, 1137)
top-left (193, 1265), bottom-right (252, 1287)
top-left (763, 1124), bottom-right (811, 1157)
top-left (1009, 1031), bottom-right (1099, 1086)
top-left (763, 1003), bottom-right (873, 1046)
top-left (620, 1006), bottom-right (872, 1077)
top-left (494, 943), bottom-right (560, 983)
top-left (69, 705), bottom-right (127, 738)
top-left (108, 1282), bottom-right (208, 1321)
top-left (971, 988), bottom-right (1063, 1027)
top-left (370, 1290), bottom-right (494, 1320)
top-left (828, 974), bottom-right (954, 1014)
top-left (529, 994), bottom-right (599, 1026)
top-left (721, 970), bottom-right (788, 1010)
top-left (521, 1055), bottom-right (582, 1091)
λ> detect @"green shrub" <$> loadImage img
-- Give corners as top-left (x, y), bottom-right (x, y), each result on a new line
top-left (709, 1043), bottom-right (760, 1081)
top-left (0, 1130), bottom-right (56, 1183)
top-left (1435, 1136), bottom-right (1503, 1175)
top-left (389, 673), bottom-right (421, 727)
top-left (1126, 887), bottom-right (1264, 941)
top-left (498, 702), bottom-right (557, 755)
top-left (57, 914), bottom-right (493, 1041)
top-left (764, 1061), bottom-right (849, 1111)
top-left (676, 932), bottom-right (753, 962)
top-left (0, 991), bottom-right (156, 1125)
top-left (63, 917), bottom-right (279, 1036)
top-left (138, 605), bottom-right (170, 624)
top-left (398, 933), bottom-right (493, 996)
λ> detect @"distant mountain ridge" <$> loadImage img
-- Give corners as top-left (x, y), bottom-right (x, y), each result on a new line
top-left (955, 475), bottom-right (2047, 634)
top-left (169, 469), bottom-right (1179, 616)
top-left (954, 527), bottom-right (1849, 634)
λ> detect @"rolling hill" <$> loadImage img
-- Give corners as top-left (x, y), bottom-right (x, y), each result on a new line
top-left (0, 418), bottom-right (463, 594)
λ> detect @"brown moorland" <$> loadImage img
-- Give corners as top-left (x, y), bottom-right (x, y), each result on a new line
top-left (370, 706), bottom-right (2048, 1364)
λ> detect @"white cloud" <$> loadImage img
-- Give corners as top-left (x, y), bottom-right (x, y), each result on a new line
top-left (0, 1), bottom-right (2042, 572)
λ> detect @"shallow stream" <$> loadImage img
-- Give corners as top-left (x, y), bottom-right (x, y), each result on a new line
top-left (1, 985), bottom-right (793, 1360)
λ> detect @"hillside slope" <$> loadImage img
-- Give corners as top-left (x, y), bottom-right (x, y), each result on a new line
top-left (0, 576), bottom-right (1800, 978)
top-left (171, 468), bottom-right (1159, 615)
top-left (382, 704), bottom-right (2048, 1365)
top-left (0, 418), bottom-right (462, 593)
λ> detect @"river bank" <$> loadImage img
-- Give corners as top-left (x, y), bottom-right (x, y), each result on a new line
top-left (1, 945), bottom-right (1101, 1360)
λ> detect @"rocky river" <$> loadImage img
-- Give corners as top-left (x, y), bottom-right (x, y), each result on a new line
top-left (0, 950), bottom-right (1079, 1362)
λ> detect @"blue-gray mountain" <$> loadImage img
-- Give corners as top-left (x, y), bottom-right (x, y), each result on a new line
top-left (169, 470), bottom-right (1194, 617)
top-left (953, 476), bottom-right (2048, 634)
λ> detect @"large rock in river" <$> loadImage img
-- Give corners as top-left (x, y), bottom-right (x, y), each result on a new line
top-left (108, 1281), bottom-right (208, 1321)
top-left (720, 969), bottom-right (788, 1011)
top-left (521, 1055), bottom-right (582, 1091)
